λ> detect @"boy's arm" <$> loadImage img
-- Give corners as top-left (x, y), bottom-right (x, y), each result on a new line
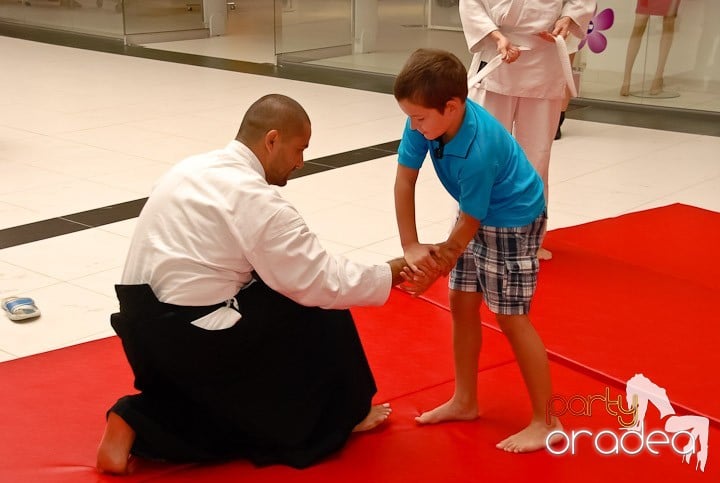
top-left (394, 164), bottom-right (421, 248)
top-left (435, 211), bottom-right (481, 274)
top-left (399, 211), bottom-right (480, 297)
top-left (394, 164), bottom-right (441, 274)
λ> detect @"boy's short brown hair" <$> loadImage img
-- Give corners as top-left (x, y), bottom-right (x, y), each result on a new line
top-left (393, 48), bottom-right (468, 113)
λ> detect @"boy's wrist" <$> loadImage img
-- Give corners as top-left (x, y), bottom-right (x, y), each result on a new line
top-left (401, 240), bottom-right (420, 251)
top-left (443, 238), bottom-right (465, 257)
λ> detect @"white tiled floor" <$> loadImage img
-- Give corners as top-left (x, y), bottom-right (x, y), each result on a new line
top-left (0, 35), bottom-right (719, 361)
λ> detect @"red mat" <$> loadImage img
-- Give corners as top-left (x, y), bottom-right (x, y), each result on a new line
top-left (1, 207), bottom-right (717, 482)
top-left (3, 338), bottom-right (713, 482)
top-left (0, 291), bottom-right (516, 483)
top-left (351, 289), bottom-right (515, 402)
top-left (147, 362), bottom-right (718, 482)
top-left (420, 204), bottom-right (720, 423)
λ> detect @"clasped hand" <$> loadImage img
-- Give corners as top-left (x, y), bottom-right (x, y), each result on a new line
top-left (399, 242), bottom-right (460, 297)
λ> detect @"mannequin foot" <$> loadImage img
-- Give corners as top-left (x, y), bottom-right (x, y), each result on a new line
top-left (650, 77), bottom-right (663, 95)
top-left (620, 82), bottom-right (630, 96)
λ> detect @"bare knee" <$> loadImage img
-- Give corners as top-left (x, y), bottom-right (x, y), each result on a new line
top-left (449, 290), bottom-right (483, 323)
top-left (495, 313), bottom-right (530, 336)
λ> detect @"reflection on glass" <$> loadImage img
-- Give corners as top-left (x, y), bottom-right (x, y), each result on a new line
top-left (0, 0), bottom-right (124, 37)
top-left (123, 0), bottom-right (203, 35)
top-left (428, 0), bottom-right (461, 31)
top-left (2, 0), bottom-right (717, 113)
top-left (579, 0), bottom-right (719, 111)
top-left (274, 0), bottom-right (351, 55)
top-left (619, 0), bottom-right (681, 97)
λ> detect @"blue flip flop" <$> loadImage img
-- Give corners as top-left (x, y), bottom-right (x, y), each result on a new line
top-left (2, 297), bottom-right (41, 322)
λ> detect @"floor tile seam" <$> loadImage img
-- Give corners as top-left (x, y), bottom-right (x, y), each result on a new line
top-left (376, 359), bottom-right (518, 404)
top-left (0, 141), bottom-right (404, 247)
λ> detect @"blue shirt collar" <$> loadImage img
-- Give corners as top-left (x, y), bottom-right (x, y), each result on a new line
top-left (440, 99), bottom-right (477, 159)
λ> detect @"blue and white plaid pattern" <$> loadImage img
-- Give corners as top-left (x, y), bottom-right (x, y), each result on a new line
top-left (449, 212), bottom-right (546, 315)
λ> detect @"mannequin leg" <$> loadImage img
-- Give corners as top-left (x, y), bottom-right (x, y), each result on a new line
top-left (621, 15), bottom-right (649, 96)
top-left (650, 15), bottom-right (677, 94)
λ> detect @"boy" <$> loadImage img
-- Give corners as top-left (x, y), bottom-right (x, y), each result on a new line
top-left (393, 48), bottom-right (560, 453)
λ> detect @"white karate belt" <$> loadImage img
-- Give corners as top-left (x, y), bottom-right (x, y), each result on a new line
top-left (467, 34), bottom-right (576, 98)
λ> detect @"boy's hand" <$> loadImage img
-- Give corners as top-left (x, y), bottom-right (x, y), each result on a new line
top-left (403, 242), bottom-right (442, 276)
top-left (399, 265), bottom-right (440, 297)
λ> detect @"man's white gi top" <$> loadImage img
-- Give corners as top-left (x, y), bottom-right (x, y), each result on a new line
top-left (122, 141), bottom-right (391, 315)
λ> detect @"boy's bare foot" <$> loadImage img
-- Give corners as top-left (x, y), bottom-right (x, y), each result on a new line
top-left (496, 419), bottom-right (563, 453)
top-left (415, 398), bottom-right (478, 424)
top-left (353, 403), bottom-right (392, 432)
top-left (96, 411), bottom-right (136, 474)
top-left (537, 247), bottom-right (553, 261)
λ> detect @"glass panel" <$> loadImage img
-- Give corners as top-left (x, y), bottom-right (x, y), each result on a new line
top-left (282, 0), bottom-right (468, 75)
top-left (0, 0), bottom-right (123, 38)
top-left (274, 0), bottom-right (351, 59)
top-left (123, 0), bottom-right (204, 35)
top-left (369, 0), bottom-right (467, 74)
top-left (578, 0), bottom-right (720, 112)
top-left (427, 0), bottom-right (461, 31)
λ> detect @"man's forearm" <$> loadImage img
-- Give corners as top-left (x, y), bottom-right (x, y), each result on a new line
top-left (387, 257), bottom-right (409, 286)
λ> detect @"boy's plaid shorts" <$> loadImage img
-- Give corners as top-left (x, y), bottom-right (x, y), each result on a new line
top-left (449, 212), bottom-right (546, 315)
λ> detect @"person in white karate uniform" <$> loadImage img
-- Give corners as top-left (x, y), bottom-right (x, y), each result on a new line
top-left (96, 94), bottom-right (416, 475)
top-left (460, 0), bottom-right (595, 260)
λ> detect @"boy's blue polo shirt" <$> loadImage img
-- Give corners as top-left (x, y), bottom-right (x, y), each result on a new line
top-left (397, 98), bottom-right (545, 228)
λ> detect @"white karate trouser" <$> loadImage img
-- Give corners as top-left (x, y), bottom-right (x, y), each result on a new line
top-left (475, 89), bottom-right (563, 205)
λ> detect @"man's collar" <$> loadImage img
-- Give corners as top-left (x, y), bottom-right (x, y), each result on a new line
top-left (226, 140), bottom-right (266, 177)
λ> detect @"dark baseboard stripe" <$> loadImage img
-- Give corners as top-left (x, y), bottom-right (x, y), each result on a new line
top-left (0, 142), bottom-right (401, 249)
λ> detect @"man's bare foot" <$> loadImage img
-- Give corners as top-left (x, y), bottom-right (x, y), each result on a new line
top-left (96, 412), bottom-right (136, 474)
top-left (537, 247), bottom-right (553, 261)
top-left (496, 419), bottom-right (563, 453)
top-left (353, 403), bottom-right (392, 432)
top-left (415, 398), bottom-right (478, 425)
